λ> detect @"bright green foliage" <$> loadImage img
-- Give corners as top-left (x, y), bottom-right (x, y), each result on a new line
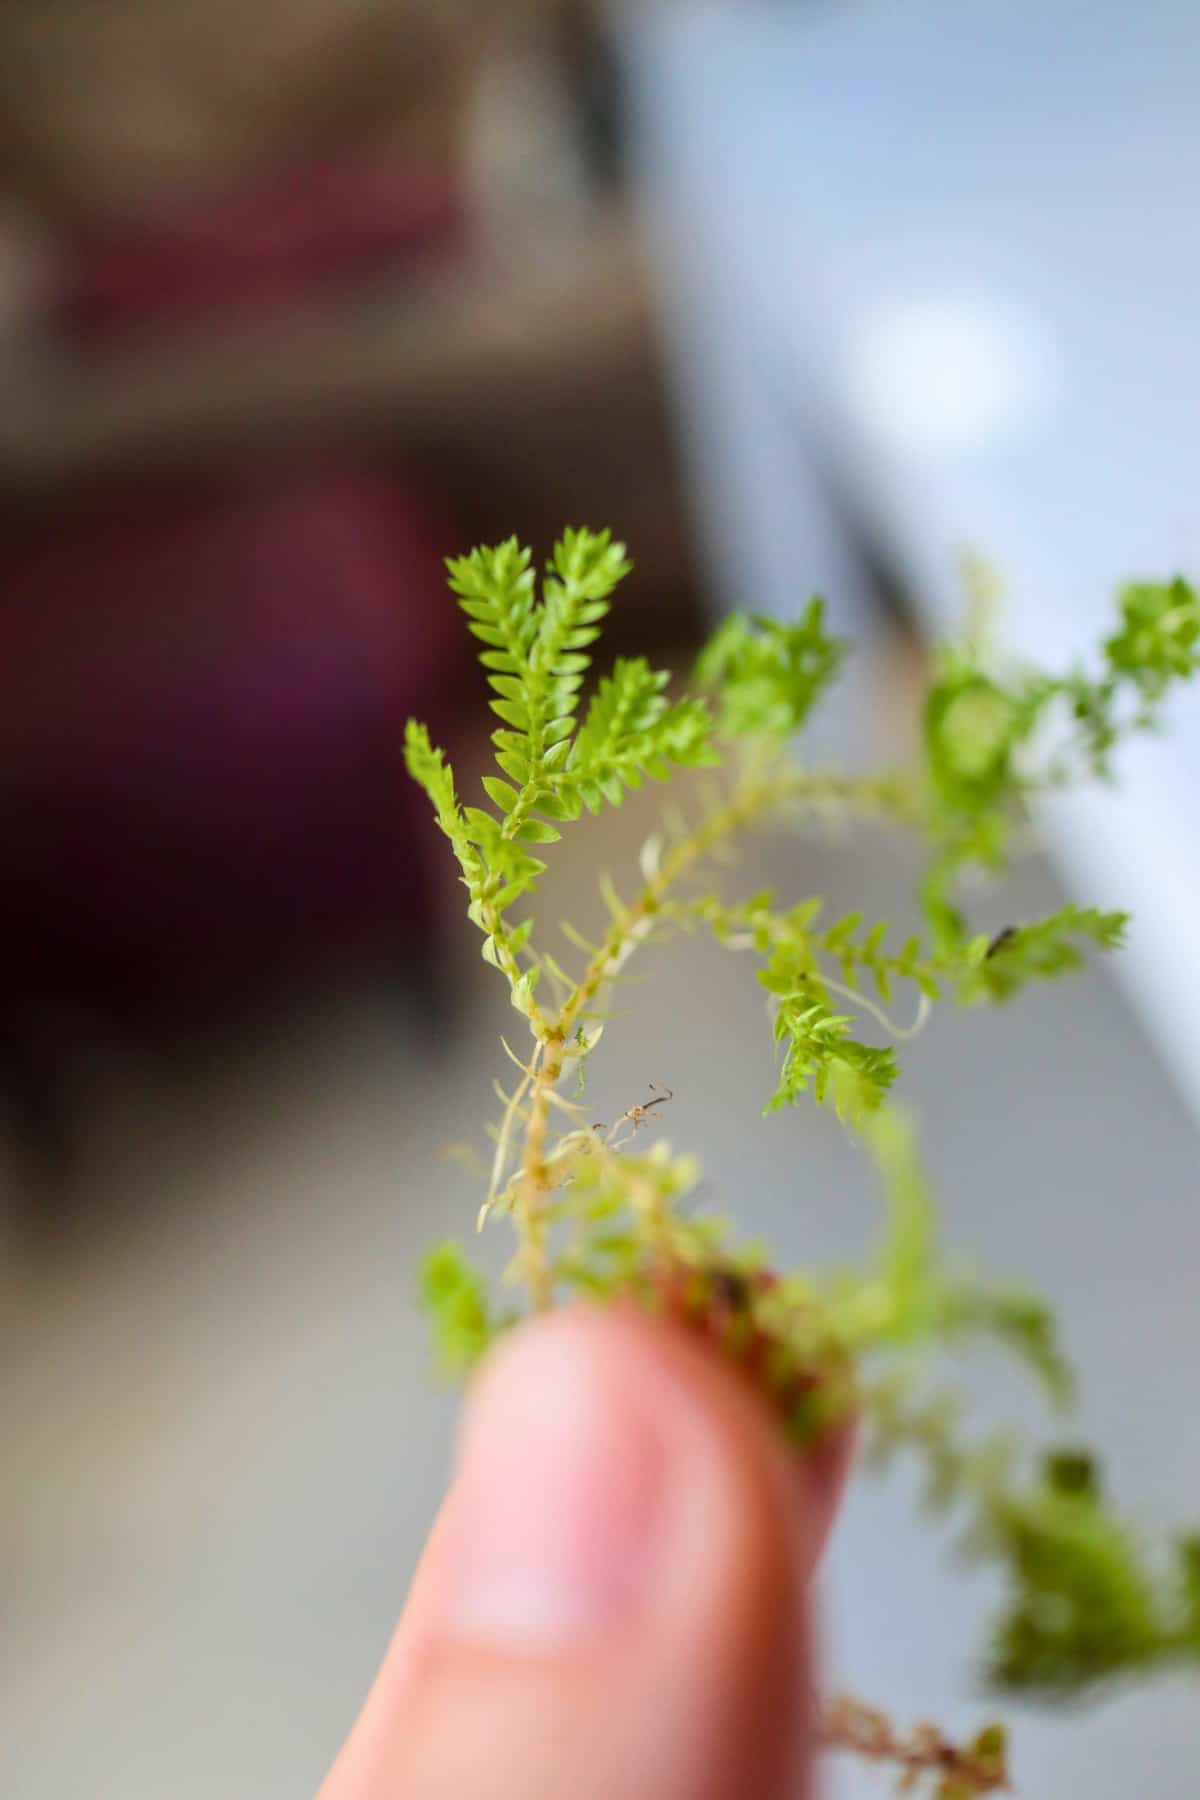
top-left (958, 906), bottom-right (1129, 1003)
top-left (694, 891), bottom-right (1129, 1125)
top-left (408, 532), bottom-right (716, 997)
top-left (920, 574), bottom-right (1199, 950)
top-left (447, 529), bottom-right (715, 829)
top-left (420, 1241), bottom-right (500, 1376)
top-left (695, 601), bottom-right (846, 737)
top-left (1105, 576), bottom-right (1200, 708)
top-left (925, 659), bottom-right (1023, 813)
top-left (764, 995), bottom-right (898, 1122)
top-left (402, 721), bottom-right (478, 886)
top-left (704, 891), bottom-right (950, 1004)
top-left (924, 574), bottom-right (1200, 812)
top-left (546, 1140), bottom-right (708, 1302)
top-left (403, 717), bottom-right (544, 952)
top-left (1040, 578), bottom-right (1200, 777)
top-left (408, 530), bottom-right (1200, 1731)
top-left (566, 658), bottom-right (715, 813)
top-left (447, 530), bottom-right (623, 786)
top-left (862, 1106), bottom-right (937, 1335)
top-left (697, 897), bottom-right (921, 1121)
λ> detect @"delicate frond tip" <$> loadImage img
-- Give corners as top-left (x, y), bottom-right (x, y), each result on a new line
top-left (403, 720), bottom-right (477, 882)
top-left (446, 530), bottom-right (715, 833)
top-left (448, 530), bottom-right (625, 793)
top-left (1106, 575), bottom-right (1200, 702)
top-left (920, 571), bottom-right (1198, 952)
top-left (549, 524), bottom-right (634, 598)
top-left (957, 906), bottom-right (1128, 1004)
top-left (403, 719), bottom-right (457, 828)
top-left (565, 656), bottom-right (717, 812)
top-left (696, 601), bottom-right (847, 738)
top-left (765, 995), bottom-right (898, 1123)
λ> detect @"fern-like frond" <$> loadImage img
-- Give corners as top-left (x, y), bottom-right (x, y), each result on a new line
top-left (446, 530), bottom-right (714, 860)
top-left (958, 906), bottom-right (1128, 1003)
top-left (403, 721), bottom-right (479, 886)
top-left (695, 601), bottom-right (846, 738)
top-left (448, 529), bottom-right (627, 796)
top-left (765, 994), bottom-right (898, 1122)
top-left (564, 657), bottom-right (716, 813)
top-left (920, 574), bottom-right (1199, 950)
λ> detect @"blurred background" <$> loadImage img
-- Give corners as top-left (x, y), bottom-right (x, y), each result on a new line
top-left (1, 1), bottom-right (1198, 1795)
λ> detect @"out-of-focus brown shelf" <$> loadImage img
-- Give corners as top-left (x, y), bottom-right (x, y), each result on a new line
top-left (0, 215), bottom-right (703, 645)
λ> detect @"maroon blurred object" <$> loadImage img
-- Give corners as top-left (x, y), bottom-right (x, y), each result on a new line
top-left (55, 156), bottom-right (463, 343)
top-left (0, 156), bottom-right (469, 1043)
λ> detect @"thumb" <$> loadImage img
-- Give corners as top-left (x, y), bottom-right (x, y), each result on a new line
top-left (320, 1305), bottom-right (850, 1800)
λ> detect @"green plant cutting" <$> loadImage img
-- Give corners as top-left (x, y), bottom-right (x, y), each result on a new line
top-left (406, 528), bottom-right (1200, 1796)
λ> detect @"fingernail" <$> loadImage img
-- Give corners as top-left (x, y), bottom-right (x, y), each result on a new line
top-left (434, 1313), bottom-right (682, 1648)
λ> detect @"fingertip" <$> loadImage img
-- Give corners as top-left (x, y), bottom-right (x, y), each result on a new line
top-left (322, 1302), bottom-right (848, 1800)
top-left (455, 1299), bottom-right (853, 1594)
top-left (584, 1301), bottom-right (855, 1570)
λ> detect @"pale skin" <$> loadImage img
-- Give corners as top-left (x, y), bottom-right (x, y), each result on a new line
top-left (318, 1306), bottom-right (852, 1800)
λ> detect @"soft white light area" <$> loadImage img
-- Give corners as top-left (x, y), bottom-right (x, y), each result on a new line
top-left (843, 298), bottom-right (1058, 458)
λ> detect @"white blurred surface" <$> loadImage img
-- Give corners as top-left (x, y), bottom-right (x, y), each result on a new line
top-left (624, 0), bottom-right (1200, 1123)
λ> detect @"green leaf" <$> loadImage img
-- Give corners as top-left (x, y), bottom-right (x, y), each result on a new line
top-left (462, 806), bottom-right (500, 845)
top-left (534, 789), bottom-right (582, 822)
top-left (510, 971), bottom-right (540, 1018)
top-left (695, 601), bottom-right (847, 738)
top-left (515, 818), bottom-right (563, 844)
top-left (482, 776), bottom-right (520, 814)
top-left (863, 919), bottom-right (888, 958)
top-left (508, 919), bottom-right (534, 956)
top-left (490, 698), bottom-right (532, 731)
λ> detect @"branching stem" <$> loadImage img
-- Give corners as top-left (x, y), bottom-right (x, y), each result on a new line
top-left (510, 765), bottom-right (916, 1305)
